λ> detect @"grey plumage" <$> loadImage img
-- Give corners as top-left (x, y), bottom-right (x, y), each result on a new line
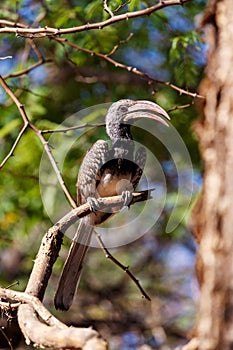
top-left (54, 99), bottom-right (169, 310)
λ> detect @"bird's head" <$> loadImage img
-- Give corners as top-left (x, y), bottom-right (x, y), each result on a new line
top-left (106, 99), bottom-right (170, 141)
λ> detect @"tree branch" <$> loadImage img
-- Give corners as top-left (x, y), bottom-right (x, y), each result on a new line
top-left (0, 5), bottom-right (204, 100)
top-left (17, 303), bottom-right (108, 349)
top-left (55, 37), bottom-right (204, 99)
top-left (0, 0), bottom-right (193, 36)
top-left (24, 190), bottom-right (152, 300)
top-left (0, 287), bottom-right (64, 328)
top-left (0, 191), bottom-right (150, 349)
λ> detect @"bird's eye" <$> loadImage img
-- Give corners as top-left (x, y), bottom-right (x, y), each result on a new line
top-left (119, 106), bottom-right (128, 113)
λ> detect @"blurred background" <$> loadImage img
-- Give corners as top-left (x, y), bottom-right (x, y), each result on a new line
top-left (0, 0), bottom-right (206, 348)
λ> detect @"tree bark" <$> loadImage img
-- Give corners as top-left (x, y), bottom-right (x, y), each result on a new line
top-left (192, 0), bottom-right (233, 349)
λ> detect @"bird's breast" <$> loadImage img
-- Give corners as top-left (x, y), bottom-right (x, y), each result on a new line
top-left (97, 171), bottom-right (133, 198)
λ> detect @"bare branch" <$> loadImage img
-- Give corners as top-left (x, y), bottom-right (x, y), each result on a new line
top-left (41, 122), bottom-right (105, 134)
top-left (3, 58), bottom-right (51, 80)
top-left (55, 37), bottom-right (204, 99)
top-left (0, 3), bottom-right (203, 100)
top-left (0, 286), bottom-right (107, 349)
top-left (0, 19), bottom-right (26, 28)
top-left (27, 39), bottom-right (44, 60)
top-left (168, 101), bottom-right (196, 113)
top-left (18, 304), bottom-right (108, 349)
top-left (114, 0), bottom-right (131, 13)
top-left (0, 0), bottom-right (193, 36)
top-left (0, 192), bottom-right (149, 349)
top-left (106, 32), bottom-right (134, 57)
top-left (0, 55), bottom-right (12, 60)
top-left (0, 287), bottom-right (64, 328)
top-left (0, 123), bottom-right (29, 169)
top-left (94, 232), bottom-right (151, 301)
top-left (103, 0), bottom-right (114, 17)
top-left (0, 76), bottom-right (76, 208)
top-left (161, 81), bottom-right (202, 99)
top-left (0, 328), bottom-right (13, 350)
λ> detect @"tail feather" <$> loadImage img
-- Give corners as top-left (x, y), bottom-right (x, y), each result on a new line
top-left (54, 218), bottom-right (93, 310)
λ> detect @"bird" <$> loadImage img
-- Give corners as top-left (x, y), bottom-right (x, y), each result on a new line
top-left (54, 99), bottom-right (170, 311)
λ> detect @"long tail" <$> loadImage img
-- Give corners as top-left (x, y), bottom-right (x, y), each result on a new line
top-left (54, 218), bottom-right (93, 310)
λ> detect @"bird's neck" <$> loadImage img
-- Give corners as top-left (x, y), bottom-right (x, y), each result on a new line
top-left (107, 121), bottom-right (132, 140)
top-left (108, 123), bottom-right (134, 159)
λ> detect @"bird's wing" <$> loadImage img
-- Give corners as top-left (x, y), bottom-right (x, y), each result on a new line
top-left (77, 139), bottom-right (109, 204)
top-left (131, 146), bottom-right (147, 189)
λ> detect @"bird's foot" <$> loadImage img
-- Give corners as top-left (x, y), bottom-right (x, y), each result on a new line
top-left (87, 197), bottom-right (101, 211)
top-left (121, 190), bottom-right (133, 207)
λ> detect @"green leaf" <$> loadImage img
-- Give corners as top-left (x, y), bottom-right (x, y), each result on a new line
top-left (0, 118), bottom-right (21, 139)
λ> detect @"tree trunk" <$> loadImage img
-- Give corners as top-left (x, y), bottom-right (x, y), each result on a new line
top-left (192, 0), bottom-right (233, 349)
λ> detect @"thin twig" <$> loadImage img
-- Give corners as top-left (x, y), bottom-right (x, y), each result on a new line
top-left (106, 32), bottom-right (134, 57)
top-left (0, 123), bottom-right (28, 169)
top-left (168, 101), bottom-right (195, 113)
top-left (114, 0), bottom-right (131, 13)
top-left (3, 58), bottom-right (51, 80)
top-left (5, 85), bottom-right (50, 100)
top-left (6, 281), bottom-right (19, 289)
top-left (0, 76), bottom-right (76, 208)
top-left (27, 39), bottom-right (44, 60)
top-left (0, 56), bottom-right (12, 60)
top-left (103, 0), bottom-right (114, 17)
top-left (41, 122), bottom-right (105, 134)
top-left (94, 232), bottom-right (151, 301)
top-left (0, 328), bottom-right (13, 350)
top-left (0, 19), bottom-right (26, 28)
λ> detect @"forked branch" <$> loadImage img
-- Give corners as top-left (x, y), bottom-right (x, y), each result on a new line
top-left (0, 191), bottom-right (151, 349)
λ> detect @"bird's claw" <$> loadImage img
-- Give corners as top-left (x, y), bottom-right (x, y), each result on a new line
top-left (121, 190), bottom-right (133, 207)
top-left (87, 197), bottom-right (101, 211)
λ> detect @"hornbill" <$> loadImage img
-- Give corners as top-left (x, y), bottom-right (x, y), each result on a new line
top-left (54, 99), bottom-right (170, 310)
